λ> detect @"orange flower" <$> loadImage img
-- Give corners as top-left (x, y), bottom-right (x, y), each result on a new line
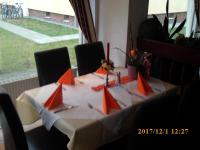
top-left (129, 49), bottom-right (137, 57)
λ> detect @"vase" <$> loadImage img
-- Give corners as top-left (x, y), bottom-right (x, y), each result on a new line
top-left (128, 65), bottom-right (137, 81)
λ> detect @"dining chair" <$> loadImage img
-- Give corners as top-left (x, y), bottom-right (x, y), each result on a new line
top-left (75, 41), bottom-right (105, 76)
top-left (137, 38), bottom-right (200, 93)
top-left (176, 79), bottom-right (200, 129)
top-left (34, 47), bottom-right (71, 86)
top-left (0, 86), bottom-right (68, 150)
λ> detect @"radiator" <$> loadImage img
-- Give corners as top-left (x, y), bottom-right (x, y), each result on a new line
top-left (1, 67), bottom-right (78, 103)
top-left (1, 77), bottom-right (39, 104)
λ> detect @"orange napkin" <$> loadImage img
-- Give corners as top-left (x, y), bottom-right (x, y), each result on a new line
top-left (120, 76), bottom-right (131, 84)
top-left (92, 80), bottom-right (116, 91)
top-left (58, 68), bottom-right (75, 85)
top-left (137, 72), bottom-right (153, 96)
top-left (102, 86), bottom-right (121, 114)
top-left (95, 67), bottom-right (108, 75)
top-left (44, 84), bottom-right (63, 110)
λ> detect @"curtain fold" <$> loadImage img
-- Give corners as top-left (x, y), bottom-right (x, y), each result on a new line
top-left (69, 0), bottom-right (97, 43)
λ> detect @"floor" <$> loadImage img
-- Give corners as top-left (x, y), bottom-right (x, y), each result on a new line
top-left (0, 119), bottom-right (42, 150)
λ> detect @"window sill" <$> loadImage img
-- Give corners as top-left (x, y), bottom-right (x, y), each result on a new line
top-left (0, 66), bottom-right (78, 85)
top-left (0, 71), bottom-right (37, 85)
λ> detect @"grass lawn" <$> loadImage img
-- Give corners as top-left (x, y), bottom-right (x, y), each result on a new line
top-left (5, 17), bottom-right (79, 36)
top-left (0, 28), bottom-right (78, 75)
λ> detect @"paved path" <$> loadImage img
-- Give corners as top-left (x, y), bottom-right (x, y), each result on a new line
top-left (0, 20), bottom-right (79, 44)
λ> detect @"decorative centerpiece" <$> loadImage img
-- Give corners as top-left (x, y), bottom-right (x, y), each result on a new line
top-left (113, 47), bottom-right (151, 80)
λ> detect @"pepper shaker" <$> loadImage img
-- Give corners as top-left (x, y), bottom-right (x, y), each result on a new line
top-left (116, 72), bottom-right (121, 85)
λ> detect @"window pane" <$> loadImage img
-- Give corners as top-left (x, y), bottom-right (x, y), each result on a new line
top-left (148, 0), bottom-right (188, 36)
top-left (0, 0), bottom-right (80, 83)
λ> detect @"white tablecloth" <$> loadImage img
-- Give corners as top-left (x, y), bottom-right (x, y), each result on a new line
top-left (16, 68), bottom-right (178, 150)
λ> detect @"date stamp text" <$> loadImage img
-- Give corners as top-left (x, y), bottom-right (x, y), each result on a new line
top-left (137, 128), bottom-right (189, 135)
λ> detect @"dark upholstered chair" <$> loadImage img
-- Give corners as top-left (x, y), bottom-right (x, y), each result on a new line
top-left (176, 80), bottom-right (200, 130)
top-left (34, 47), bottom-right (71, 86)
top-left (0, 87), bottom-right (68, 150)
top-left (137, 38), bottom-right (200, 92)
top-left (75, 41), bottom-right (105, 76)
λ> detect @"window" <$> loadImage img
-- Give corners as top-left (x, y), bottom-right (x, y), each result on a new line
top-left (46, 12), bottom-right (50, 17)
top-left (45, 12), bottom-right (51, 18)
top-left (64, 15), bottom-right (69, 20)
top-left (0, 0), bottom-right (81, 83)
top-left (63, 15), bottom-right (70, 23)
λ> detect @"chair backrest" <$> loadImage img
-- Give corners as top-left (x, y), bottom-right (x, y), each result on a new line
top-left (0, 87), bottom-right (28, 150)
top-left (34, 47), bottom-right (71, 86)
top-left (176, 80), bottom-right (200, 126)
top-left (137, 38), bottom-right (200, 87)
top-left (75, 41), bottom-right (105, 76)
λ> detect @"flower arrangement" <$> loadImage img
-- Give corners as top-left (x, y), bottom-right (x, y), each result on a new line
top-left (113, 48), bottom-right (144, 68)
top-left (113, 47), bottom-right (152, 79)
top-left (128, 49), bottom-right (144, 68)
top-left (99, 59), bottom-right (115, 86)
top-left (100, 59), bottom-right (114, 71)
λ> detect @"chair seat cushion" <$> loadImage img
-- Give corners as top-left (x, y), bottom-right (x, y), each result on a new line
top-left (26, 126), bottom-right (69, 150)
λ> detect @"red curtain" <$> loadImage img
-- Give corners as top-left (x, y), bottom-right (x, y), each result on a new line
top-left (69, 0), bottom-right (97, 43)
top-left (195, 0), bottom-right (200, 27)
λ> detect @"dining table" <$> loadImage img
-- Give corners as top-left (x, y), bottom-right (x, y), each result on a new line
top-left (16, 67), bottom-right (178, 150)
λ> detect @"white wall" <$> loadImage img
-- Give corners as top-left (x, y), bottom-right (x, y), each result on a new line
top-left (0, 0), bottom-right (74, 16)
top-left (97, 0), bottom-right (129, 67)
top-left (97, 0), bottom-right (149, 67)
top-left (26, 0), bottom-right (74, 16)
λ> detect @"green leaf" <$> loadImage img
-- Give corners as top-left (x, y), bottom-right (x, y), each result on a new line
top-left (166, 0), bottom-right (169, 18)
top-left (195, 0), bottom-right (200, 26)
top-left (170, 16), bottom-right (177, 33)
top-left (152, 14), bottom-right (159, 22)
top-left (170, 19), bottom-right (186, 39)
top-left (189, 31), bottom-right (194, 39)
top-left (163, 16), bottom-right (169, 39)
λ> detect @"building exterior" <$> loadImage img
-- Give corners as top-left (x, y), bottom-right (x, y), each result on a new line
top-left (0, 0), bottom-right (188, 27)
top-left (27, 0), bottom-right (76, 26)
top-left (148, 0), bottom-right (188, 24)
top-left (0, 0), bottom-right (77, 27)
top-left (148, 0), bottom-right (187, 14)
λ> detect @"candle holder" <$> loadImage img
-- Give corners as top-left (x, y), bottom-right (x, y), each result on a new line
top-left (100, 59), bottom-right (114, 87)
top-left (116, 72), bottom-right (121, 86)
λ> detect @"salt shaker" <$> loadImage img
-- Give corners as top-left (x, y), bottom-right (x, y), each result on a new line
top-left (116, 72), bottom-right (121, 85)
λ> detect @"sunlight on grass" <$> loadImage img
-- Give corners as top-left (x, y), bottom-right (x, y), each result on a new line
top-left (6, 18), bottom-right (78, 36)
top-left (0, 28), bottom-right (78, 75)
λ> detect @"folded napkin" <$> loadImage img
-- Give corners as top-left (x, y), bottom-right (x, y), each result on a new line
top-left (44, 84), bottom-right (63, 110)
top-left (58, 68), bottom-right (75, 85)
top-left (92, 80), bottom-right (116, 91)
top-left (102, 86), bottom-right (121, 114)
top-left (91, 76), bottom-right (131, 91)
top-left (137, 72), bottom-right (153, 96)
top-left (120, 76), bottom-right (130, 84)
top-left (95, 67), bottom-right (109, 75)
